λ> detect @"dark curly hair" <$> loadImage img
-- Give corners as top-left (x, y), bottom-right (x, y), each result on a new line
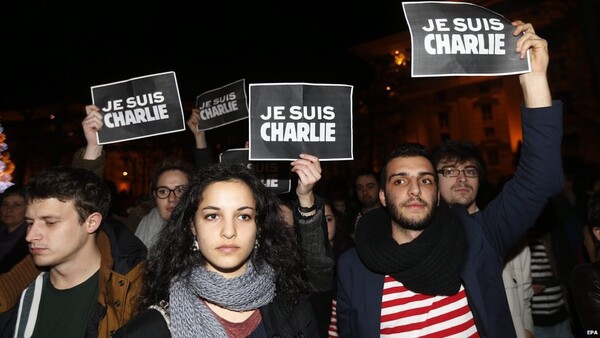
top-left (137, 162), bottom-right (310, 310)
top-left (431, 140), bottom-right (486, 184)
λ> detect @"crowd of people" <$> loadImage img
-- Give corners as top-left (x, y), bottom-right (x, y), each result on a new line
top-left (0, 20), bottom-right (599, 338)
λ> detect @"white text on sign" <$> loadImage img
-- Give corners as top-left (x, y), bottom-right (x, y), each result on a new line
top-left (259, 105), bottom-right (336, 142)
top-left (422, 18), bottom-right (506, 55)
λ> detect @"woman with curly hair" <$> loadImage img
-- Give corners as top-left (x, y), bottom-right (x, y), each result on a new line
top-left (114, 162), bottom-right (318, 337)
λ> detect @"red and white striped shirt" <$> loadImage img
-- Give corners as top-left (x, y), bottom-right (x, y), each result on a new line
top-left (328, 298), bottom-right (339, 337)
top-left (380, 275), bottom-right (479, 337)
top-left (328, 275), bottom-right (479, 337)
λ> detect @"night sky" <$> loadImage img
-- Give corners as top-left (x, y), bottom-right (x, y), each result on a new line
top-left (1, 2), bottom-right (407, 111)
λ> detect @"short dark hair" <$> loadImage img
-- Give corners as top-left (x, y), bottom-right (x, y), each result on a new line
top-left (1, 184), bottom-right (26, 201)
top-left (354, 168), bottom-right (379, 187)
top-left (431, 140), bottom-right (486, 181)
top-left (380, 143), bottom-right (436, 187)
top-left (26, 166), bottom-right (111, 223)
top-left (149, 158), bottom-right (194, 194)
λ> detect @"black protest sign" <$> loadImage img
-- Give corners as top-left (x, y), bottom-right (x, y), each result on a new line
top-left (91, 71), bottom-right (185, 144)
top-left (219, 148), bottom-right (291, 195)
top-left (248, 83), bottom-right (353, 161)
top-left (402, 1), bottom-right (530, 77)
top-left (195, 79), bottom-right (249, 131)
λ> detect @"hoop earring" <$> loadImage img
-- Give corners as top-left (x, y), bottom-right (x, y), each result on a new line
top-left (192, 238), bottom-right (200, 252)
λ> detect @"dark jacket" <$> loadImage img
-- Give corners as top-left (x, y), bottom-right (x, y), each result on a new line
top-left (0, 222), bottom-right (29, 274)
top-left (336, 102), bottom-right (564, 337)
top-left (113, 295), bottom-right (318, 337)
top-left (293, 195), bottom-right (335, 337)
top-left (293, 196), bottom-right (334, 293)
top-left (570, 261), bottom-right (600, 333)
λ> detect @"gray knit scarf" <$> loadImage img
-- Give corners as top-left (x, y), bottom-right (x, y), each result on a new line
top-left (169, 261), bottom-right (276, 338)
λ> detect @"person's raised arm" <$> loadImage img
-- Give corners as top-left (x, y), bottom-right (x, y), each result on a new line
top-left (291, 154), bottom-right (335, 294)
top-left (187, 108), bottom-right (214, 168)
top-left (483, 21), bottom-right (563, 257)
top-left (187, 108), bottom-right (208, 150)
top-left (514, 20), bottom-right (552, 108)
top-left (72, 105), bottom-right (105, 178)
top-left (82, 105), bottom-right (104, 160)
top-left (291, 154), bottom-right (321, 213)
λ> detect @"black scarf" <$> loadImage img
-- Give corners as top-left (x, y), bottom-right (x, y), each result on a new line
top-left (355, 202), bottom-right (466, 296)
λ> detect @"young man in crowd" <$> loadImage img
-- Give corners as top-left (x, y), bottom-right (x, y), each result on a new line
top-left (346, 168), bottom-right (382, 238)
top-left (432, 140), bottom-right (533, 338)
top-left (335, 20), bottom-right (563, 337)
top-left (0, 167), bottom-right (146, 337)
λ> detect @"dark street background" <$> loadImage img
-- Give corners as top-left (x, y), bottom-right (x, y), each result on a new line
top-left (1, 1), bottom-right (598, 199)
top-left (0, 2), bottom-right (406, 110)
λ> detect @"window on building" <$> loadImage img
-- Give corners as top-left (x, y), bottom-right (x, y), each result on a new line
top-left (484, 127), bottom-right (495, 137)
top-left (438, 111), bottom-right (449, 127)
top-left (479, 82), bottom-right (490, 94)
top-left (481, 102), bottom-right (493, 120)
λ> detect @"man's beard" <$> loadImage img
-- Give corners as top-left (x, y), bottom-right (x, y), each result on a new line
top-left (361, 196), bottom-right (380, 210)
top-left (385, 195), bottom-right (436, 231)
